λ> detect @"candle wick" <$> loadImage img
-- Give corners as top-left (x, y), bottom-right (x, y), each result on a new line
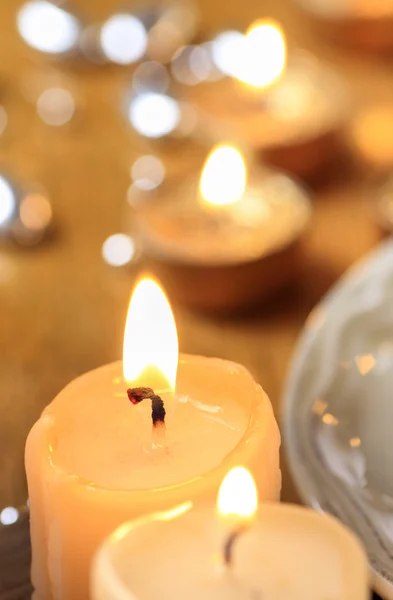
top-left (127, 387), bottom-right (166, 429)
top-left (223, 526), bottom-right (245, 567)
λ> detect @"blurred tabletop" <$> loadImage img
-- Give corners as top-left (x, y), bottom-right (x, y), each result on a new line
top-left (0, 0), bottom-right (391, 514)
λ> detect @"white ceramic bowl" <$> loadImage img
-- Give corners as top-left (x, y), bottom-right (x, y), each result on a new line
top-left (283, 239), bottom-right (393, 599)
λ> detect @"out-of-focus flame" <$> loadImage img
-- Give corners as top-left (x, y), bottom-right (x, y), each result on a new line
top-left (199, 145), bottom-right (247, 207)
top-left (236, 19), bottom-right (286, 89)
top-left (217, 467), bottom-right (258, 520)
top-left (123, 277), bottom-right (178, 391)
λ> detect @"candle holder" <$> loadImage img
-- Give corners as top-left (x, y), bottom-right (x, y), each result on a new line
top-left (190, 48), bottom-right (349, 178)
top-left (129, 148), bottom-right (312, 313)
top-left (17, 0), bottom-right (200, 67)
top-left (294, 0), bottom-right (393, 53)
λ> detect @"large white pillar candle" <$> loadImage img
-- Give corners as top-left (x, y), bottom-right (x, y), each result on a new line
top-left (26, 278), bottom-right (281, 600)
top-left (92, 468), bottom-right (369, 600)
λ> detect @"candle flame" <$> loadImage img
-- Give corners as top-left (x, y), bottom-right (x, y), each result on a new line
top-left (199, 145), bottom-right (247, 207)
top-left (123, 276), bottom-right (178, 390)
top-left (217, 467), bottom-right (258, 519)
top-left (236, 19), bottom-right (286, 89)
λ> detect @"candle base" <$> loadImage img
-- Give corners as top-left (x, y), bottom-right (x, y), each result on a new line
top-left (143, 239), bottom-right (304, 313)
top-left (260, 127), bottom-right (341, 179)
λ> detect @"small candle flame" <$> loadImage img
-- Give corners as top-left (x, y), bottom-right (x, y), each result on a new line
top-left (123, 276), bottom-right (178, 391)
top-left (199, 145), bottom-right (247, 207)
top-left (217, 466), bottom-right (258, 520)
top-left (236, 19), bottom-right (286, 89)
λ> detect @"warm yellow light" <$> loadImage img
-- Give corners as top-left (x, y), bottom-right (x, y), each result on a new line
top-left (123, 276), bottom-right (178, 390)
top-left (236, 19), bottom-right (286, 89)
top-left (199, 145), bottom-right (247, 207)
top-left (217, 467), bottom-right (258, 519)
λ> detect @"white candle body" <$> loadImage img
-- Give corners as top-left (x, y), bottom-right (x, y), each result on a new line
top-left (26, 355), bottom-right (281, 600)
top-left (92, 504), bottom-right (369, 600)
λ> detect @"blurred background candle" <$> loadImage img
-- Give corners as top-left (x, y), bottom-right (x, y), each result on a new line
top-left (294, 0), bottom-right (393, 53)
top-left (26, 277), bottom-right (280, 600)
top-left (133, 144), bottom-right (312, 312)
top-left (190, 20), bottom-right (349, 177)
top-left (92, 466), bottom-right (369, 600)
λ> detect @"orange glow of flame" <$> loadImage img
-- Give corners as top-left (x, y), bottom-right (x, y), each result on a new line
top-left (123, 276), bottom-right (178, 390)
top-left (199, 144), bottom-right (247, 207)
top-left (236, 19), bottom-right (286, 89)
top-left (217, 467), bottom-right (258, 520)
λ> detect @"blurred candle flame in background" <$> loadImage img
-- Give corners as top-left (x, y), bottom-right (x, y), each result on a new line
top-left (236, 19), bottom-right (287, 89)
top-left (200, 145), bottom-right (247, 207)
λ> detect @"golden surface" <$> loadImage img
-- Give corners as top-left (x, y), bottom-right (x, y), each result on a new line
top-left (0, 0), bottom-right (387, 507)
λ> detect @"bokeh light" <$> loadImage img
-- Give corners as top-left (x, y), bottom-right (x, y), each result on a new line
top-left (100, 14), bottom-right (147, 65)
top-left (17, 1), bottom-right (80, 54)
top-left (147, 21), bottom-right (183, 64)
top-left (0, 106), bottom-right (7, 136)
top-left (131, 155), bottom-right (165, 190)
top-left (211, 30), bottom-right (244, 76)
top-left (20, 194), bottom-right (52, 231)
top-left (0, 506), bottom-right (19, 526)
top-left (102, 234), bottom-right (136, 267)
top-left (351, 104), bottom-right (393, 167)
top-left (0, 176), bottom-right (16, 226)
top-left (128, 93), bottom-right (180, 138)
top-left (37, 87), bottom-right (75, 126)
top-left (132, 61), bottom-right (170, 94)
top-left (171, 45), bottom-right (215, 85)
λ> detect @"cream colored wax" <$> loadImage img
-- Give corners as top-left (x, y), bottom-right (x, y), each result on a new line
top-left (26, 355), bottom-right (281, 600)
top-left (92, 503), bottom-right (369, 600)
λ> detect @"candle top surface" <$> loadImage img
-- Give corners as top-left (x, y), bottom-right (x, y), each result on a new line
top-left (103, 504), bottom-right (369, 600)
top-left (42, 356), bottom-right (266, 490)
top-left (193, 54), bottom-right (348, 148)
top-left (137, 170), bottom-right (311, 265)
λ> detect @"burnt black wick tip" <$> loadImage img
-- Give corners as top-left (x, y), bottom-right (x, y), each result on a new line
top-left (224, 526), bottom-right (247, 566)
top-left (127, 386), bottom-right (166, 427)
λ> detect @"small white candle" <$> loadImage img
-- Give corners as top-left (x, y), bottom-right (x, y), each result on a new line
top-left (135, 145), bottom-right (312, 311)
top-left (92, 467), bottom-right (369, 600)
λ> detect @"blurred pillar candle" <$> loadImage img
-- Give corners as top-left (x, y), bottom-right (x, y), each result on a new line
top-left (134, 145), bottom-right (312, 312)
top-left (194, 20), bottom-right (349, 177)
top-left (25, 276), bottom-right (281, 600)
top-left (92, 467), bottom-right (369, 600)
top-left (293, 0), bottom-right (393, 53)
